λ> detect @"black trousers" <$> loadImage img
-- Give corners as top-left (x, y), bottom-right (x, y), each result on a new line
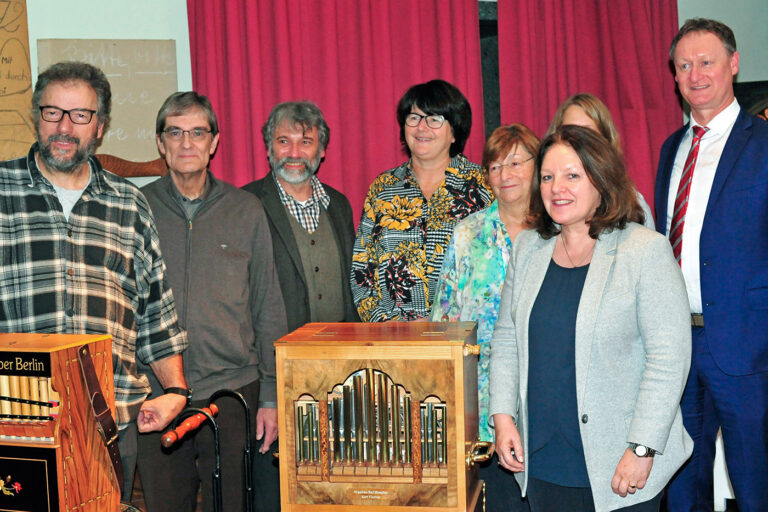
top-left (526, 477), bottom-right (663, 512)
top-left (478, 453), bottom-right (530, 511)
top-left (136, 381), bottom-right (261, 512)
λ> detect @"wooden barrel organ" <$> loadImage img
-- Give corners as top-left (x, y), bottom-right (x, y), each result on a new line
top-left (276, 322), bottom-right (490, 511)
top-left (0, 333), bottom-right (120, 512)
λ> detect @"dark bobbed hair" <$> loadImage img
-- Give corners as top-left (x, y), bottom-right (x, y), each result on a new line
top-left (670, 18), bottom-right (737, 58)
top-left (261, 101), bottom-right (330, 151)
top-left (155, 91), bottom-right (219, 135)
top-left (530, 125), bottom-right (644, 239)
top-left (482, 123), bottom-right (540, 172)
top-left (396, 79), bottom-right (471, 157)
top-left (32, 61), bottom-right (111, 129)
top-left (546, 93), bottom-right (622, 157)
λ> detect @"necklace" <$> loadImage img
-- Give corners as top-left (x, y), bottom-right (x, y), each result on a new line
top-left (560, 234), bottom-right (593, 268)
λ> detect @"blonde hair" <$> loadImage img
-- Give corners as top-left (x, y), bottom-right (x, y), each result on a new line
top-left (546, 93), bottom-right (622, 157)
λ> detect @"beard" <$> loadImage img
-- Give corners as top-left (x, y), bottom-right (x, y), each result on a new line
top-left (270, 152), bottom-right (322, 185)
top-left (38, 133), bottom-right (98, 174)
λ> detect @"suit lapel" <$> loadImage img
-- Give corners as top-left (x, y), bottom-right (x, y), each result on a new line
top-left (261, 175), bottom-right (307, 286)
top-left (574, 230), bottom-right (618, 404)
top-left (325, 197), bottom-right (347, 259)
top-left (705, 111), bottom-right (752, 221)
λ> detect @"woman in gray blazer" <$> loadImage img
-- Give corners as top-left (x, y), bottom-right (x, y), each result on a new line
top-left (489, 126), bottom-right (692, 512)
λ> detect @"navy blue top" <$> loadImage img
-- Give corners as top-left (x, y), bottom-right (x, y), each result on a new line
top-left (527, 259), bottom-right (590, 487)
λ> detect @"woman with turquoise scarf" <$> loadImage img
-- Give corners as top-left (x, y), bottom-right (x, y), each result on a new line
top-left (431, 123), bottom-right (539, 512)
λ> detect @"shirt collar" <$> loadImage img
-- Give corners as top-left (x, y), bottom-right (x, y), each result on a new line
top-left (272, 172), bottom-right (330, 209)
top-left (169, 172), bottom-right (211, 204)
top-left (691, 98), bottom-right (740, 137)
top-left (401, 154), bottom-right (466, 184)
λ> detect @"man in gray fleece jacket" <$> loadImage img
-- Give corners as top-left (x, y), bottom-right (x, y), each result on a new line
top-left (136, 91), bottom-right (288, 512)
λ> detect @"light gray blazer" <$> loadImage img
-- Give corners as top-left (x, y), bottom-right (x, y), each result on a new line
top-left (489, 223), bottom-right (693, 512)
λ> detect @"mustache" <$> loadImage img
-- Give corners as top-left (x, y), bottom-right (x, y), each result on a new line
top-left (46, 134), bottom-right (81, 144)
top-left (277, 157), bottom-right (312, 168)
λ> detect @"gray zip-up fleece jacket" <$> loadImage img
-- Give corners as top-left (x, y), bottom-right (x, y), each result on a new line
top-left (142, 173), bottom-right (288, 402)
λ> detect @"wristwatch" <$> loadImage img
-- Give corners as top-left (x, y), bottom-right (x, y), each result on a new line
top-left (629, 443), bottom-right (655, 457)
top-left (164, 387), bottom-right (192, 407)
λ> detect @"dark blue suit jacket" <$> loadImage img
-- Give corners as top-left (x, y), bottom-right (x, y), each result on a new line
top-left (655, 110), bottom-right (768, 375)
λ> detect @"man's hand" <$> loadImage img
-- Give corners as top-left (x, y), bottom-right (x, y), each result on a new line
top-left (611, 448), bottom-right (654, 497)
top-left (493, 413), bottom-right (525, 472)
top-left (137, 393), bottom-right (187, 432)
top-left (256, 407), bottom-right (278, 454)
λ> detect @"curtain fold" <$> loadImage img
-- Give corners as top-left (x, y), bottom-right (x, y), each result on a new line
top-left (498, 0), bottom-right (681, 207)
top-left (187, 0), bottom-right (486, 223)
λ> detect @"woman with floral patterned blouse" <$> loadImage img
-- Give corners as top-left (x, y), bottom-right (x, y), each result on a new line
top-left (350, 79), bottom-right (493, 322)
top-left (430, 124), bottom-right (539, 511)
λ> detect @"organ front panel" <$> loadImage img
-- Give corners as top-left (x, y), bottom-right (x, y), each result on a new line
top-left (276, 322), bottom-right (489, 511)
top-left (0, 333), bottom-right (120, 512)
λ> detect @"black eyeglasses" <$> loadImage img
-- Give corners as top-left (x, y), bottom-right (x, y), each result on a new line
top-left (404, 113), bottom-right (447, 129)
top-left (39, 106), bottom-right (97, 125)
top-left (162, 128), bottom-right (213, 141)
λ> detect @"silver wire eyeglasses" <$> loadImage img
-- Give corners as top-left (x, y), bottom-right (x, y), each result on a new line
top-left (488, 156), bottom-right (534, 174)
top-left (404, 113), bottom-right (447, 129)
top-left (162, 128), bottom-right (213, 141)
top-left (39, 106), bottom-right (97, 125)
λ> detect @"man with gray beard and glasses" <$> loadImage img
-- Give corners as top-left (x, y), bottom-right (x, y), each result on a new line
top-left (0, 61), bottom-right (188, 505)
top-left (242, 100), bottom-right (358, 509)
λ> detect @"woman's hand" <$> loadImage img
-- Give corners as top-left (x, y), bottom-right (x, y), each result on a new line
top-left (611, 448), bottom-right (654, 497)
top-left (493, 414), bottom-right (525, 472)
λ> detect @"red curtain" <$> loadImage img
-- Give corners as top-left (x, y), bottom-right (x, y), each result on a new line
top-left (498, 0), bottom-right (680, 207)
top-left (187, 0), bottom-right (486, 223)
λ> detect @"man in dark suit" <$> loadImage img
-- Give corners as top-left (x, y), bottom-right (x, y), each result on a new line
top-left (242, 100), bottom-right (358, 510)
top-left (655, 18), bottom-right (768, 512)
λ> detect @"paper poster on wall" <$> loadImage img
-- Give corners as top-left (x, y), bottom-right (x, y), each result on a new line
top-left (0, 0), bottom-right (34, 160)
top-left (38, 39), bottom-right (177, 161)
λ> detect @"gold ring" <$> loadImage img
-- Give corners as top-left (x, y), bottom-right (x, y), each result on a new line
top-left (629, 484), bottom-right (637, 489)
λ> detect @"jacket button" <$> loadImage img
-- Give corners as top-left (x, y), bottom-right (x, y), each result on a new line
top-left (581, 414), bottom-right (588, 424)
top-left (303, 297), bottom-right (309, 304)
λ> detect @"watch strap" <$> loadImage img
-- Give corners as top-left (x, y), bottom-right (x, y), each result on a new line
top-left (164, 387), bottom-right (192, 405)
top-left (629, 442), bottom-right (655, 457)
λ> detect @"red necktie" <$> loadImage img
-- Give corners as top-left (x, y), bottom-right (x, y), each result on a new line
top-left (669, 125), bottom-right (708, 265)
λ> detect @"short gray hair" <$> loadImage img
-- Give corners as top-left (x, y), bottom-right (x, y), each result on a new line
top-left (155, 91), bottom-right (219, 135)
top-left (32, 61), bottom-right (111, 129)
top-left (261, 101), bottom-right (329, 151)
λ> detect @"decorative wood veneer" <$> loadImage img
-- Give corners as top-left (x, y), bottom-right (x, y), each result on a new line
top-left (276, 322), bottom-right (483, 512)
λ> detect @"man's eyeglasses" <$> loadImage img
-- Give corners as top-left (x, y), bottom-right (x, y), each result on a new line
top-left (39, 106), bottom-right (97, 125)
top-left (162, 128), bottom-right (213, 141)
top-left (488, 156), bottom-right (534, 174)
top-left (404, 113), bottom-right (447, 129)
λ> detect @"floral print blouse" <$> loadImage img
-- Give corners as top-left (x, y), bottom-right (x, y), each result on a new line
top-left (351, 154), bottom-right (492, 322)
top-left (430, 201), bottom-right (512, 442)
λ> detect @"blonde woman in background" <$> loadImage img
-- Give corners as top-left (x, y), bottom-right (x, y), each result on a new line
top-left (547, 93), bottom-right (655, 228)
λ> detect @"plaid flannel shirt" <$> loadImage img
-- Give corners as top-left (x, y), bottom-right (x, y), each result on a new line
top-left (0, 145), bottom-right (188, 429)
top-left (273, 173), bottom-right (330, 233)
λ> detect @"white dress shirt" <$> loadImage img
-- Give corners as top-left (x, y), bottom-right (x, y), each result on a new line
top-left (665, 99), bottom-right (740, 313)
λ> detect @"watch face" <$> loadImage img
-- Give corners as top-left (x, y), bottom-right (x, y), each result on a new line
top-left (634, 445), bottom-right (648, 456)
